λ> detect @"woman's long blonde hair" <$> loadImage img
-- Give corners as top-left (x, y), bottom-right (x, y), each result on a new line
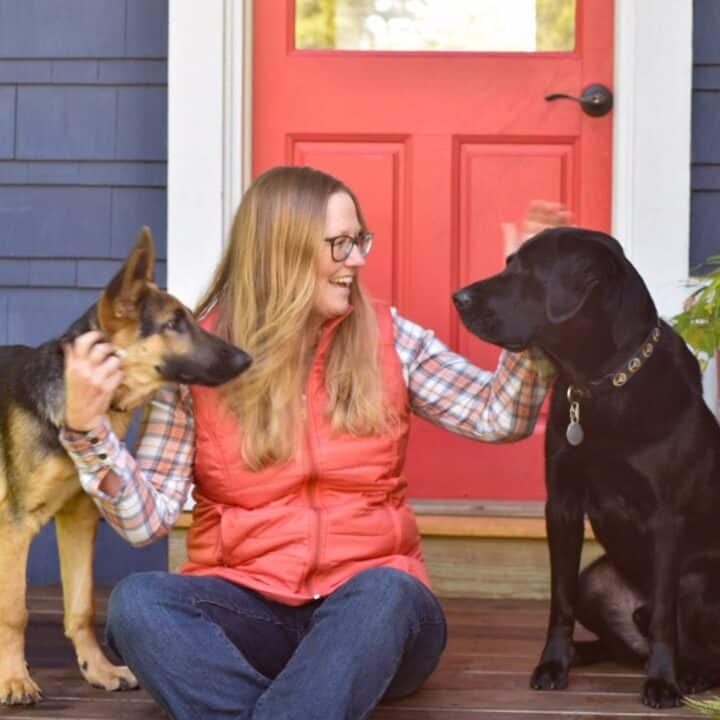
top-left (195, 166), bottom-right (389, 470)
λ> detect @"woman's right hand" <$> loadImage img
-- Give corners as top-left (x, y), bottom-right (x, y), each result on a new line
top-left (63, 331), bottom-right (125, 432)
top-left (502, 200), bottom-right (572, 256)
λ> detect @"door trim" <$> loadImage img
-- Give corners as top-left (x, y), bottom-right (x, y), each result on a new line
top-left (167, 0), bottom-right (692, 318)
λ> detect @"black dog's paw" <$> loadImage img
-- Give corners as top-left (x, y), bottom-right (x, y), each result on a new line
top-left (642, 677), bottom-right (682, 708)
top-left (530, 661), bottom-right (569, 690)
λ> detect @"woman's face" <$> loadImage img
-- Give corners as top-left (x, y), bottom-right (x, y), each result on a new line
top-left (310, 191), bottom-right (367, 325)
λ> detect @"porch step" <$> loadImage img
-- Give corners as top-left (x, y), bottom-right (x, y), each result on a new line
top-left (169, 500), bottom-right (602, 600)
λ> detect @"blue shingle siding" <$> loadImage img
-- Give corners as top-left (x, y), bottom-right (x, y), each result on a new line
top-left (17, 86), bottom-right (118, 159)
top-left (15, 86), bottom-right (168, 160)
top-left (0, 294), bottom-right (7, 343)
top-left (0, 186), bottom-right (113, 256)
top-left (111, 187), bottom-right (167, 258)
top-left (0, 0), bottom-right (127, 58)
top-left (0, 160), bottom-right (166, 185)
top-left (116, 86), bottom-right (168, 160)
top-left (692, 0), bottom-right (720, 270)
top-left (0, 87), bottom-right (14, 157)
top-left (76, 258), bottom-right (167, 289)
top-left (0, 0), bottom-right (168, 583)
top-left (6, 288), bottom-right (98, 345)
top-left (125, 0), bottom-right (168, 57)
top-left (0, 0), bottom-right (168, 318)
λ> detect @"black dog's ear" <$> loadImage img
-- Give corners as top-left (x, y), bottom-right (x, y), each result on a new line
top-left (545, 258), bottom-right (601, 324)
top-left (543, 230), bottom-right (628, 325)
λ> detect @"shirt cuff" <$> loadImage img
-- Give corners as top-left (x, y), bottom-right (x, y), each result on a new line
top-left (526, 347), bottom-right (557, 383)
top-left (59, 416), bottom-right (119, 474)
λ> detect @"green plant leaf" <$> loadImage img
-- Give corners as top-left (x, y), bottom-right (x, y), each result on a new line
top-left (673, 255), bottom-right (720, 364)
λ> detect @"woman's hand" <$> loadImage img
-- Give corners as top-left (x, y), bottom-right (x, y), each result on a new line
top-left (63, 331), bottom-right (125, 432)
top-left (502, 200), bottom-right (573, 256)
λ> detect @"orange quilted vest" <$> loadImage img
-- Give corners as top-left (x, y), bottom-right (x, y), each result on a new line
top-left (181, 304), bottom-right (430, 605)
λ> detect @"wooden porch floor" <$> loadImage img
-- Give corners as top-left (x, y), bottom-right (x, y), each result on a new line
top-left (14, 587), bottom-right (710, 719)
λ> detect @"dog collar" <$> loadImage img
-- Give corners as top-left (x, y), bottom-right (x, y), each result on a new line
top-left (589, 321), bottom-right (662, 389)
top-left (565, 320), bottom-right (662, 446)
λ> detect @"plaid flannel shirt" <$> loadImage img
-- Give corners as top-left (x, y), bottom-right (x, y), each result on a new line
top-left (59, 309), bottom-right (553, 546)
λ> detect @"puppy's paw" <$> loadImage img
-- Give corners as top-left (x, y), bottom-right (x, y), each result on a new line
top-left (642, 677), bottom-right (682, 708)
top-left (530, 660), bottom-right (569, 690)
top-left (80, 657), bottom-right (138, 692)
top-left (0, 669), bottom-right (42, 705)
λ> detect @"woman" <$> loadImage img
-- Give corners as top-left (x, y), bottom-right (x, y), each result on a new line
top-left (61, 166), bottom-right (556, 720)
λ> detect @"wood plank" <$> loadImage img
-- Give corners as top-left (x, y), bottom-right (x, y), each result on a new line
top-left (410, 500), bottom-right (547, 517)
top-left (387, 688), bottom-right (704, 715)
top-left (21, 589), bottom-right (716, 719)
top-left (171, 501), bottom-right (597, 540)
top-left (371, 710), bottom-right (701, 719)
top-left (423, 670), bottom-right (646, 693)
top-left (420, 536), bottom-right (604, 599)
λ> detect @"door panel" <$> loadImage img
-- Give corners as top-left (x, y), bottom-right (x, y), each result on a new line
top-left (254, 0), bottom-right (613, 499)
top-left (454, 139), bottom-right (573, 366)
top-left (292, 139), bottom-right (407, 305)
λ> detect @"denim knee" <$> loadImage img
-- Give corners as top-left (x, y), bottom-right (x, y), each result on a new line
top-left (347, 567), bottom-right (424, 599)
top-left (339, 567), bottom-right (442, 624)
top-left (106, 571), bottom-right (175, 646)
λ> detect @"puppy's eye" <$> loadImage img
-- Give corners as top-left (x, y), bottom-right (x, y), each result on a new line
top-left (164, 309), bottom-right (187, 333)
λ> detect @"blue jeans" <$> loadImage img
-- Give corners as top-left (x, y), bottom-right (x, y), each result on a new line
top-left (106, 567), bottom-right (447, 720)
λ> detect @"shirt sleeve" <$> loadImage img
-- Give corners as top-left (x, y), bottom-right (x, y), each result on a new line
top-left (58, 385), bottom-right (195, 547)
top-left (391, 307), bottom-right (554, 442)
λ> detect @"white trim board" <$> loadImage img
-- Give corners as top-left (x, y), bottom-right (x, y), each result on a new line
top-left (167, 0), bottom-right (693, 318)
top-left (167, 0), bottom-right (250, 311)
top-left (612, 0), bottom-right (693, 320)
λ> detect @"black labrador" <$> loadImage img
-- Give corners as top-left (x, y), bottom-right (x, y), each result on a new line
top-left (453, 226), bottom-right (720, 708)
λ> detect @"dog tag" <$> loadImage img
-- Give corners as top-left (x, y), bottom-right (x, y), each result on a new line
top-left (566, 399), bottom-right (584, 446)
top-left (566, 420), bottom-right (584, 446)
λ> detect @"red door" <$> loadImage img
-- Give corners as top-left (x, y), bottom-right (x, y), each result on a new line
top-left (253, 0), bottom-right (613, 500)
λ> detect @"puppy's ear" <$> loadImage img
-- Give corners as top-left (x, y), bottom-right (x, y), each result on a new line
top-left (97, 227), bottom-right (156, 332)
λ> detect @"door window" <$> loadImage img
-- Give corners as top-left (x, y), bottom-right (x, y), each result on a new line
top-left (295, 0), bottom-right (576, 52)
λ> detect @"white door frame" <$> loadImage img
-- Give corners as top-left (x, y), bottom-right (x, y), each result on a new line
top-left (168, 0), bottom-right (693, 319)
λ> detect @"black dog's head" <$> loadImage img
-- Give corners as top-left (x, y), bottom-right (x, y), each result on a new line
top-left (453, 227), bottom-right (657, 376)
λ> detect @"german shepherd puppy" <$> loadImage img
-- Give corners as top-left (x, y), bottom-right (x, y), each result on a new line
top-left (0, 228), bottom-right (251, 705)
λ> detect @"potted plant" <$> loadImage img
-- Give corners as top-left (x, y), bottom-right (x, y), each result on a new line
top-left (672, 255), bottom-right (720, 418)
top-left (684, 696), bottom-right (720, 718)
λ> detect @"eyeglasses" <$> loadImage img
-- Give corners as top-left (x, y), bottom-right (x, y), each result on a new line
top-left (324, 231), bottom-right (374, 262)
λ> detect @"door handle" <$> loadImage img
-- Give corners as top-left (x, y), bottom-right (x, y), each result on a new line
top-left (545, 83), bottom-right (613, 117)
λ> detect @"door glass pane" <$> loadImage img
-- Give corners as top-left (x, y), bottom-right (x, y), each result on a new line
top-left (295, 0), bottom-right (576, 52)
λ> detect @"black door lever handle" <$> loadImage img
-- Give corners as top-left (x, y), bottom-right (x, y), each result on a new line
top-left (545, 83), bottom-right (613, 117)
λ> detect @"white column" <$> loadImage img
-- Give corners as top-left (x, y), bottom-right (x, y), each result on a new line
top-left (612, 0), bottom-right (693, 320)
top-left (167, 0), bottom-right (250, 309)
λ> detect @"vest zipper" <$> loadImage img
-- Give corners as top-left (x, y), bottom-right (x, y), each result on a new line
top-left (303, 393), bottom-right (324, 600)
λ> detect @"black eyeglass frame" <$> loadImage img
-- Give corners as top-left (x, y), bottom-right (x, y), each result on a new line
top-left (324, 231), bottom-right (374, 262)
